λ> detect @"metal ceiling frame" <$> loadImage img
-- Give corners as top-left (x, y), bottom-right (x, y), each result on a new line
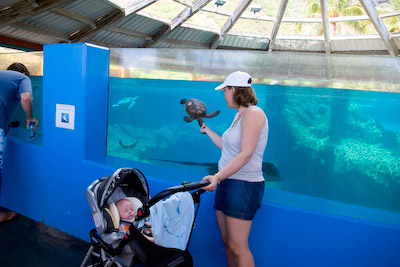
top-left (209, 0), bottom-right (253, 49)
top-left (125, 0), bottom-right (159, 15)
top-left (320, 0), bottom-right (331, 54)
top-left (141, 0), bottom-right (212, 48)
top-left (268, 0), bottom-right (288, 52)
top-left (0, 0), bottom-right (399, 56)
top-left (359, 0), bottom-right (398, 56)
top-left (0, 0), bottom-right (73, 27)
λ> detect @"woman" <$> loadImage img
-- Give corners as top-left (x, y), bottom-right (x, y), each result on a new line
top-left (201, 71), bottom-right (268, 267)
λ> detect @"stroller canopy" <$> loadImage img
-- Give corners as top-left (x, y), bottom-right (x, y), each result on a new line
top-left (96, 168), bottom-right (149, 209)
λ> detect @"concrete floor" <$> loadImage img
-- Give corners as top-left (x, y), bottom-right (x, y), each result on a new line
top-left (0, 208), bottom-right (90, 267)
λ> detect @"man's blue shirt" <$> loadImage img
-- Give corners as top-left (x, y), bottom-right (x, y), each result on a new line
top-left (0, 70), bottom-right (32, 134)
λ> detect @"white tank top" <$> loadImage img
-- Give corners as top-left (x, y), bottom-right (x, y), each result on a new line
top-left (218, 106), bottom-right (268, 182)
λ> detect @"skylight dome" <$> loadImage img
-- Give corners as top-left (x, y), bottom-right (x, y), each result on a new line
top-left (1, 0), bottom-right (399, 56)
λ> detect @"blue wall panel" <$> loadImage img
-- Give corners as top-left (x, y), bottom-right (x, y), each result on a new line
top-left (41, 43), bottom-right (110, 237)
top-left (0, 43), bottom-right (399, 267)
top-left (0, 140), bottom-right (43, 221)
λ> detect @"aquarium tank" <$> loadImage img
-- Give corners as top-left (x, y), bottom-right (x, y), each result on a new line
top-left (107, 49), bottom-right (400, 223)
top-left (0, 51), bottom-right (43, 142)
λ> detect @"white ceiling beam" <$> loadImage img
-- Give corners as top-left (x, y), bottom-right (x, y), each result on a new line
top-left (359, 0), bottom-right (398, 57)
top-left (380, 10), bottom-right (400, 18)
top-left (125, 0), bottom-right (159, 16)
top-left (269, 0), bottom-right (289, 51)
top-left (209, 0), bottom-right (253, 49)
top-left (0, 0), bottom-right (73, 26)
top-left (171, 0), bottom-right (211, 30)
top-left (145, 0), bottom-right (211, 48)
top-left (320, 0), bottom-right (331, 54)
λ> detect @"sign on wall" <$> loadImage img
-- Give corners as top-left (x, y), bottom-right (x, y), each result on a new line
top-left (55, 104), bottom-right (75, 130)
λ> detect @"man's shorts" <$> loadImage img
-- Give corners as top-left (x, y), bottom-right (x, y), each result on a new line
top-left (214, 178), bottom-right (265, 220)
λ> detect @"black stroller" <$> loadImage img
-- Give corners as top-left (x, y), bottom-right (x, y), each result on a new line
top-left (80, 168), bottom-right (209, 267)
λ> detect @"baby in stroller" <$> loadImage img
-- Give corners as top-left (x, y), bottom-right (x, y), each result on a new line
top-left (81, 168), bottom-right (209, 267)
top-left (114, 198), bottom-right (153, 242)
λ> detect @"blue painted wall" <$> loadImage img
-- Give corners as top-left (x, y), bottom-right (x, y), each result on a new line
top-left (0, 43), bottom-right (399, 267)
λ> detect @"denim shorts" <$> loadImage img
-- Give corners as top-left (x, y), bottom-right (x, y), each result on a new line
top-left (214, 179), bottom-right (265, 220)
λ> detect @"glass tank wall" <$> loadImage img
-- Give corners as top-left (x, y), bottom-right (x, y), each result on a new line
top-left (0, 51), bottom-right (43, 142)
top-left (108, 48), bottom-right (400, 221)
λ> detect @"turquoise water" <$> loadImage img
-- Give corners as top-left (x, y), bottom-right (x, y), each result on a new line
top-left (108, 77), bottom-right (400, 214)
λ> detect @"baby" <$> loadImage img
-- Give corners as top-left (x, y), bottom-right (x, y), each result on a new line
top-left (116, 199), bottom-right (136, 232)
top-left (115, 198), bottom-right (153, 241)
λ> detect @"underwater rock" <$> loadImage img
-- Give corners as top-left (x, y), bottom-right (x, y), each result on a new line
top-left (180, 98), bottom-right (220, 127)
top-left (334, 140), bottom-right (400, 186)
top-left (284, 98), bottom-right (400, 185)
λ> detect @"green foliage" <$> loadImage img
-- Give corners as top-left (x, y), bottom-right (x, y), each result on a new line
top-left (299, 0), bottom-right (370, 35)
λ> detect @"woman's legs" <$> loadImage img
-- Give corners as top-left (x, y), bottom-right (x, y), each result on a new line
top-left (216, 210), bottom-right (254, 267)
top-left (216, 210), bottom-right (236, 267)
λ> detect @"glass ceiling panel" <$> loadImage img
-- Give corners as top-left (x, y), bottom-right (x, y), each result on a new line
top-left (326, 0), bottom-right (365, 18)
top-left (330, 20), bottom-right (377, 36)
top-left (230, 18), bottom-right (273, 35)
top-left (138, 0), bottom-right (186, 21)
top-left (374, 0), bottom-right (400, 12)
top-left (213, 0), bottom-right (241, 14)
top-left (184, 10), bottom-right (226, 31)
top-left (283, 1), bottom-right (314, 18)
top-left (280, 22), bottom-right (322, 36)
top-left (126, 0), bottom-right (400, 39)
top-left (201, 0), bottom-right (229, 13)
top-left (241, 0), bottom-right (281, 17)
top-left (383, 16), bottom-right (400, 34)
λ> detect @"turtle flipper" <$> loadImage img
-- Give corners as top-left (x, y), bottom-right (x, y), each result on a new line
top-left (180, 99), bottom-right (187, 104)
top-left (184, 116), bottom-right (194, 123)
top-left (197, 117), bottom-right (204, 127)
top-left (128, 101), bottom-right (136, 109)
top-left (205, 110), bottom-right (220, 118)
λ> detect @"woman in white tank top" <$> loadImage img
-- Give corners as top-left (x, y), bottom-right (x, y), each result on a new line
top-left (201, 71), bottom-right (268, 267)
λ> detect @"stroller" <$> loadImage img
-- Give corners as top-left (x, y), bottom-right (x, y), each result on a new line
top-left (80, 168), bottom-right (209, 267)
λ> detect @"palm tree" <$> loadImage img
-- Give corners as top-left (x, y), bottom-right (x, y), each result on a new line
top-left (380, 0), bottom-right (400, 33)
top-left (297, 0), bottom-right (371, 36)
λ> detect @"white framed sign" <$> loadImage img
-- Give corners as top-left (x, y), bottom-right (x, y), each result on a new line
top-left (56, 104), bottom-right (75, 130)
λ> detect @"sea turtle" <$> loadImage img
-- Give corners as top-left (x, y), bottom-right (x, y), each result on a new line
top-left (180, 98), bottom-right (220, 127)
top-left (112, 96), bottom-right (139, 109)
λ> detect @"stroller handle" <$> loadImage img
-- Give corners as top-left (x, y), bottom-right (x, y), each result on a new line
top-left (136, 180), bottom-right (210, 221)
top-left (149, 180), bottom-right (210, 206)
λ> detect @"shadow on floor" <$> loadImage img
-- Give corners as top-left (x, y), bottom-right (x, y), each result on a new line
top-left (0, 208), bottom-right (90, 267)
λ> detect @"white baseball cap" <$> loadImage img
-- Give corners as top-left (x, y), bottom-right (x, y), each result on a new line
top-left (215, 71), bottom-right (253, 91)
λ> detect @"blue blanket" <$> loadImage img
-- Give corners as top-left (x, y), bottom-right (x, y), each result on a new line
top-left (138, 192), bottom-right (194, 250)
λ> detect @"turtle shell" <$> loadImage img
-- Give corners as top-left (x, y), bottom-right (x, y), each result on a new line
top-left (184, 98), bottom-right (207, 119)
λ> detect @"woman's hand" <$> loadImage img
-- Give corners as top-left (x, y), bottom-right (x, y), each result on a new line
top-left (201, 175), bottom-right (219, 191)
top-left (200, 123), bottom-right (209, 134)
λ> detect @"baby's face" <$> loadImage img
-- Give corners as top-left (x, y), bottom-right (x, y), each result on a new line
top-left (116, 200), bottom-right (135, 220)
